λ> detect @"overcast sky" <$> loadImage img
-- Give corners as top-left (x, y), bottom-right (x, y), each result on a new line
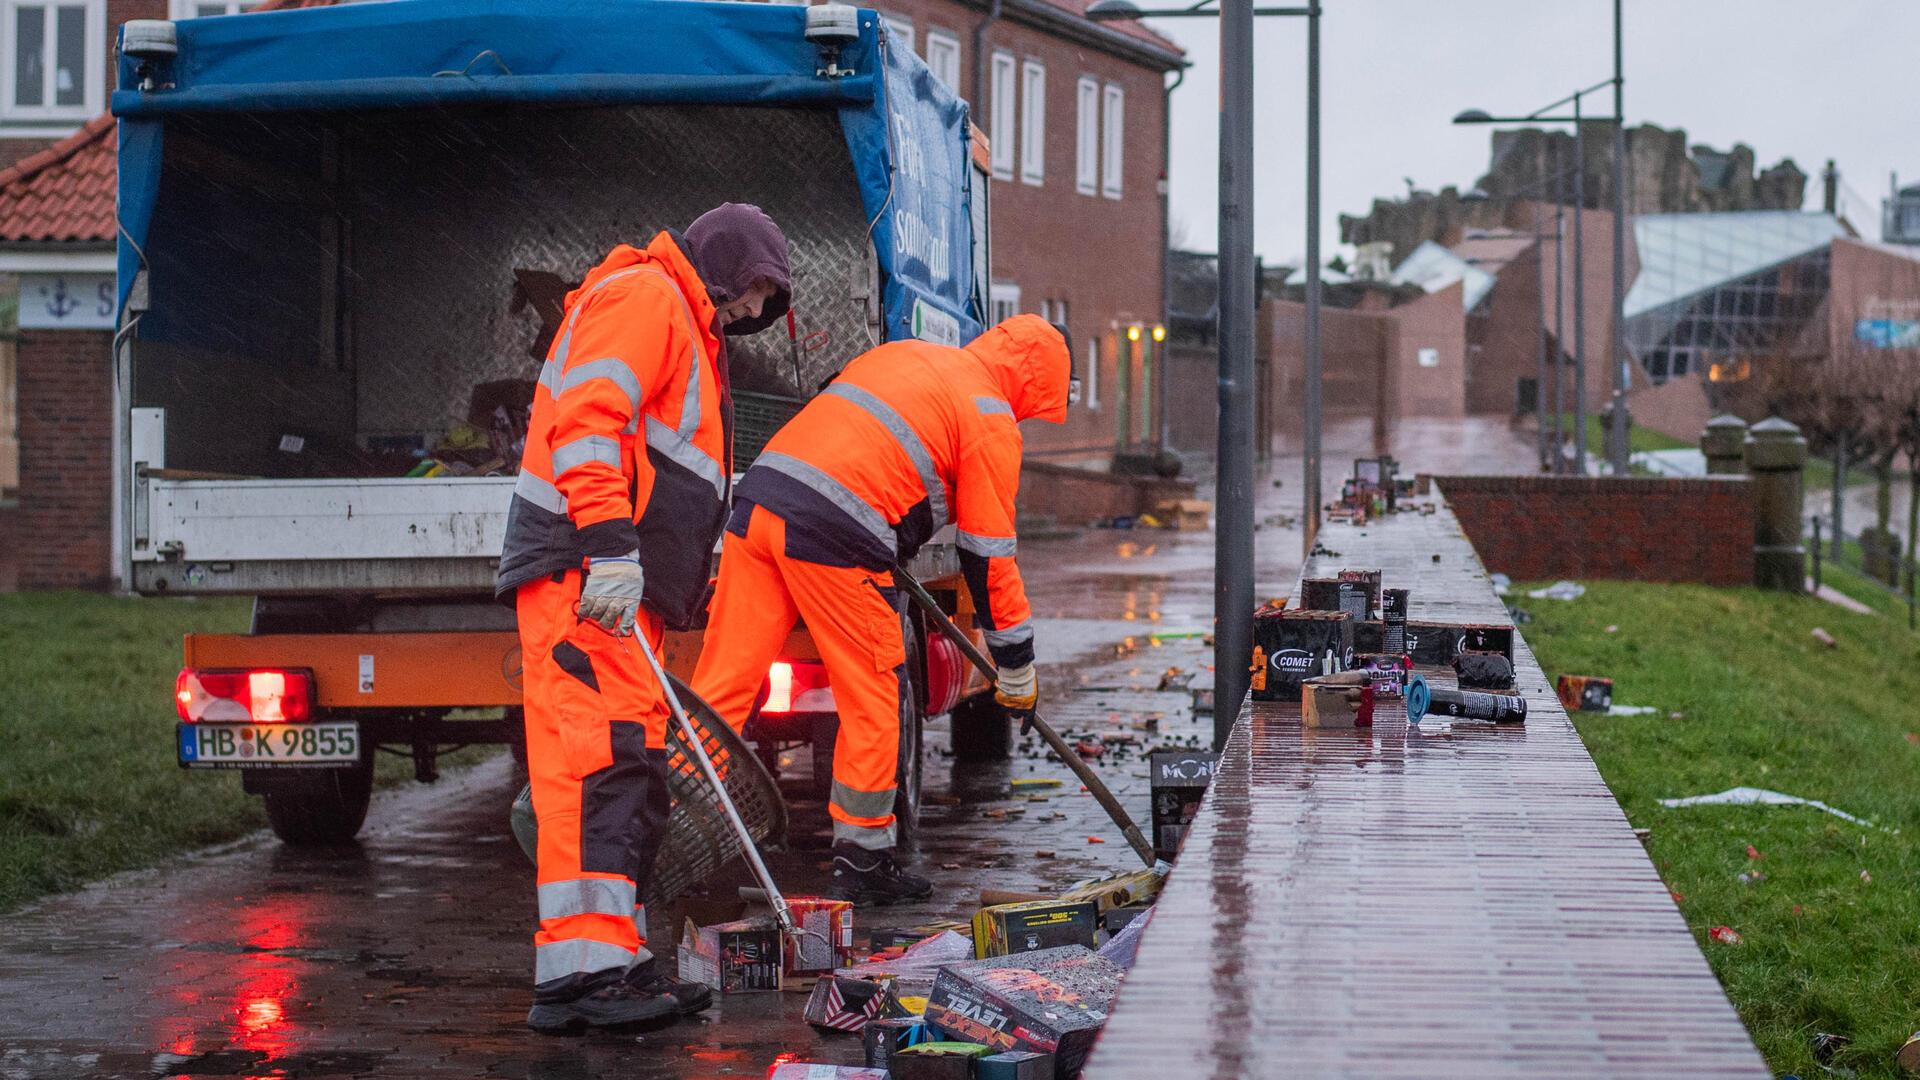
top-left (1147, 0), bottom-right (1920, 265)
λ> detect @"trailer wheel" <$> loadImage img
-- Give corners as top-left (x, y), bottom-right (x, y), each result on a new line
top-left (893, 613), bottom-right (925, 846)
top-left (259, 752), bottom-right (375, 846)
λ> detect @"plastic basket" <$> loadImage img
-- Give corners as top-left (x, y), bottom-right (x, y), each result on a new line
top-left (510, 674), bottom-right (789, 908)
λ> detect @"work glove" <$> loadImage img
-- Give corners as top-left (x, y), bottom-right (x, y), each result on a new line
top-left (578, 553), bottom-right (645, 636)
top-left (994, 662), bottom-right (1038, 725)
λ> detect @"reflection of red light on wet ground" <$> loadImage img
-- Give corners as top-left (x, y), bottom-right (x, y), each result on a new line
top-left (765, 1051), bottom-right (800, 1076)
top-left (692, 1049), bottom-right (748, 1063)
top-left (230, 967), bottom-right (297, 1056)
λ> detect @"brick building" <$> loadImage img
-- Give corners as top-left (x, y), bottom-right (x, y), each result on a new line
top-left (868, 0), bottom-right (1182, 458)
top-left (0, 0), bottom-right (1182, 589)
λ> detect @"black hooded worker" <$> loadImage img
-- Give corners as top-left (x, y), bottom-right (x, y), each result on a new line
top-left (496, 203), bottom-right (792, 1034)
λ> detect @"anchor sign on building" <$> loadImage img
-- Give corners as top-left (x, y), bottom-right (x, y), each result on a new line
top-left (19, 273), bottom-right (115, 330)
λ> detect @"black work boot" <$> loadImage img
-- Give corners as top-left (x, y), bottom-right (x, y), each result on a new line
top-left (830, 842), bottom-right (934, 905)
top-left (624, 957), bottom-right (713, 1016)
top-left (526, 980), bottom-right (678, 1035)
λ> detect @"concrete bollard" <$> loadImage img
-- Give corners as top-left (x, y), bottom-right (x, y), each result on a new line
top-left (1744, 416), bottom-right (1807, 591)
top-left (1701, 414), bottom-right (1748, 476)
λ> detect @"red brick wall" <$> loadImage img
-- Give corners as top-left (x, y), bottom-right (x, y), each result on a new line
top-left (1020, 459), bottom-right (1191, 525)
top-left (1437, 475), bottom-right (1755, 586)
top-left (16, 329), bottom-right (114, 589)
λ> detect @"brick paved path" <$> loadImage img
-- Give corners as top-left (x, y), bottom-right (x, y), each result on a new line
top-left (1086, 498), bottom-right (1770, 1079)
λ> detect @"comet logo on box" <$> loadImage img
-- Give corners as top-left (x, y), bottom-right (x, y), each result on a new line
top-left (1270, 648), bottom-right (1314, 674)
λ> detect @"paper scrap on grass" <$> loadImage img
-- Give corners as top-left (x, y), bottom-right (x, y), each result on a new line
top-left (1607, 704), bottom-right (1658, 716)
top-left (1659, 786), bottom-right (1894, 832)
top-left (1526, 580), bottom-right (1586, 601)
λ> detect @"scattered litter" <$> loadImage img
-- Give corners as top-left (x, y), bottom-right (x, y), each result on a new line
top-left (1747, 845), bottom-right (1764, 860)
top-left (1490, 573), bottom-right (1511, 595)
top-left (1505, 605), bottom-right (1534, 625)
top-left (1557, 675), bottom-right (1613, 712)
top-left (1527, 580), bottom-right (1586, 601)
top-left (1096, 908), bottom-right (1151, 970)
top-left (1670, 890), bottom-right (1685, 903)
top-left (1736, 871), bottom-right (1766, 885)
top-left (1086, 836), bottom-right (1105, 844)
top-left (1155, 667), bottom-right (1186, 691)
top-left (942, 863), bottom-right (963, 871)
top-left (1669, 712), bottom-right (1686, 720)
top-left (1659, 787), bottom-right (1888, 831)
top-left (1812, 627), bottom-right (1837, 648)
top-left (1861, 869), bottom-right (1874, 884)
top-left (1907, 732), bottom-right (1920, 747)
top-left (1604, 624), bottom-right (1619, 634)
top-left (1708, 925), bottom-right (1743, 946)
top-left (1034, 850), bottom-right (1055, 859)
top-left (1812, 1032), bottom-right (1851, 1070)
top-left (1897, 1031), bottom-right (1920, 1075)
top-left (983, 809), bottom-right (1008, 820)
top-left (1011, 777), bottom-right (1062, 791)
top-left (1607, 704), bottom-right (1658, 716)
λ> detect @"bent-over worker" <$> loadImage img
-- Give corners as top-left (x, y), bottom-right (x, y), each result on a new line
top-left (692, 314), bottom-right (1072, 904)
top-left (496, 203), bottom-right (792, 1035)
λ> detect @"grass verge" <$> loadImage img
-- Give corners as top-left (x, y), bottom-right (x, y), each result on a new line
top-left (1518, 579), bottom-right (1920, 1079)
top-left (0, 592), bottom-right (496, 912)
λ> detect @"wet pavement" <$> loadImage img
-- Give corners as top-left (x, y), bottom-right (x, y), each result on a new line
top-left (0, 417), bottom-right (1537, 1079)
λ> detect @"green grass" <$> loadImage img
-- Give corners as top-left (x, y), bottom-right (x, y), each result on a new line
top-left (1519, 579), bottom-right (1920, 1078)
top-left (1558, 412), bottom-right (1692, 458)
top-left (0, 592), bottom-right (495, 911)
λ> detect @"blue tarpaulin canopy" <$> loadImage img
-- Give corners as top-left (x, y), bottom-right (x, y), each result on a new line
top-left (113, 0), bottom-right (981, 342)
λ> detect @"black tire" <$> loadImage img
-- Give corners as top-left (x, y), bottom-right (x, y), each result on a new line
top-left (893, 613), bottom-right (925, 846)
top-left (259, 751), bottom-right (375, 845)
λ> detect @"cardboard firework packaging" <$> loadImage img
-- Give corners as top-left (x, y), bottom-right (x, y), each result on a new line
top-left (784, 897), bottom-right (856, 976)
top-left (924, 946), bottom-right (1124, 1079)
top-left (864, 1016), bottom-right (935, 1071)
top-left (971, 900), bottom-right (1099, 959)
top-left (1405, 621), bottom-right (1514, 668)
top-left (1555, 674), bottom-right (1613, 712)
top-left (1251, 608), bottom-right (1353, 701)
top-left (767, 1066), bottom-right (889, 1080)
top-left (1147, 749), bottom-right (1218, 860)
top-left (677, 916), bottom-right (782, 993)
top-left (802, 975), bottom-right (911, 1033)
top-left (890, 1043), bottom-right (993, 1080)
top-left (978, 1051), bottom-right (1056, 1080)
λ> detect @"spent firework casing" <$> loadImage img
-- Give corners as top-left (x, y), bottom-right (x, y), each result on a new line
top-left (978, 1051), bottom-right (1056, 1080)
top-left (1426, 687), bottom-right (1527, 724)
top-left (1299, 577), bottom-right (1344, 612)
top-left (1251, 608), bottom-right (1354, 701)
top-left (971, 900), bottom-right (1099, 959)
top-left (924, 946), bottom-right (1124, 1079)
top-left (865, 1017), bottom-right (935, 1070)
top-left (1555, 674), bottom-right (1614, 712)
top-left (1336, 569), bottom-right (1383, 619)
top-left (1405, 621), bottom-right (1514, 667)
top-left (1382, 588), bottom-right (1409, 653)
top-left (1147, 750), bottom-right (1217, 860)
top-left (891, 1043), bottom-right (994, 1080)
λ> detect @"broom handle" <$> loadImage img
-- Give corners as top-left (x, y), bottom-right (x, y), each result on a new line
top-left (630, 632), bottom-right (798, 941)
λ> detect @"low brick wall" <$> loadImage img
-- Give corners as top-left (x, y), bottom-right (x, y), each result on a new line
top-left (1019, 460), bottom-right (1194, 526)
top-left (1437, 475), bottom-right (1756, 586)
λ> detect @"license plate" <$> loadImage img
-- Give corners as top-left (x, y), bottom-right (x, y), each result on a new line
top-left (177, 722), bottom-right (360, 768)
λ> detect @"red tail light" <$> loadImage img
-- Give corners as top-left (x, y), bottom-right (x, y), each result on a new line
top-left (758, 659), bottom-right (833, 715)
top-left (176, 668), bottom-right (314, 723)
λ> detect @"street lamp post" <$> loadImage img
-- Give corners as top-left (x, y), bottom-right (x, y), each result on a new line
top-left (1607, 0), bottom-right (1629, 476)
top-left (1455, 75), bottom-right (1620, 477)
top-left (1089, 0), bottom-right (1320, 747)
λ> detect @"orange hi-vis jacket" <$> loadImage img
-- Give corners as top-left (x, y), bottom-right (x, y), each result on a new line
top-left (497, 234), bottom-right (729, 629)
top-left (732, 315), bottom-right (1070, 669)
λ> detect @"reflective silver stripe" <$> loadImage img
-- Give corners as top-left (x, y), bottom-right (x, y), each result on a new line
top-left (632, 266), bottom-right (706, 442)
top-left (514, 470), bottom-right (568, 514)
top-left (537, 359), bottom-right (561, 395)
top-left (825, 383), bottom-right (949, 529)
top-left (832, 817), bottom-right (897, 850)
top-left (556, 357), bottom-right (645, 420)
top-left (537, 878), bottom-right (637, 922)
top-left (974, 396), bottom-right (1013, 417)
top-left (551, 434), bottom-right (622, 478)
top-left (983, 619), bottom-right (1034, 648)
top-left (534, 937), bottom-right (635, 984)
top-left (831, 779), bottom-right (898, 819)
top-left (754, 453), bottom-right (898, 555)
top-left (552, 266), bottom-right (649, 367)
top-left (645, 416), bottom-right (727, 496)
top-left (630, 904), bottom-right (647, 933)
top-left (956, 530), bottom-right (1016, 558)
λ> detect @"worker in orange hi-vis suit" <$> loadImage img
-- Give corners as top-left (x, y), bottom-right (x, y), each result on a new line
top-left (495, 203), bottom-right (792, 1035)
top-left (692, 314), bottom-right (1074, 905)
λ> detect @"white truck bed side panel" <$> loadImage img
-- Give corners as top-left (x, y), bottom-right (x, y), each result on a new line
top-left (142, 477), bottom-right (515, 563)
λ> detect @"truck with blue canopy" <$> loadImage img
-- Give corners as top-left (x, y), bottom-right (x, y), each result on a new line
top-left (117, 0), bottom-right (999, 844)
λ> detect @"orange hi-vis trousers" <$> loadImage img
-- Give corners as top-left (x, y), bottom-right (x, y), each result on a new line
top-left (692, 504), bottom-right (906, 850)
top-left (517, 570), bottom-right (672, 1002)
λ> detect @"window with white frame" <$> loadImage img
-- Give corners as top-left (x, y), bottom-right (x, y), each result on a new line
top-left (4, 0), bottom-right (102, 121)
top-left (881, 12), bottom-right (913, 54)
top-left (1019, 59), bottom-right (1045, 186)
top-left (172, 0), bottom-right (266, 16)
top-left (1075, 77), bottom-right (1099, 196)
top-left (988, 52), bottom-right (1015, 181)
top-left (1083, 337), bottom-right (1100, 409)
top-left (1101, 82), bottom-right (1125, 199)
top-left (989, 281), bottom-right (1021, 325)
top-left (924, 29), bottom-right (960, 93)
top-left (1040, 298), bottom-right (1069, 331)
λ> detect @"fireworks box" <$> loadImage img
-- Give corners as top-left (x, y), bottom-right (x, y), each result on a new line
top-left (978, 1051), bottom-right (1055, 1080)
top-left (677, 913), bottom-right (782, 994)
top-left (924, 946), bottom-right (1125, 1079)
top-left (1302, 675), bottom-right (1375, 728)
top-left (1556, 674), bottom-right (1614, 712)
top-left (864, 1017), bottom-right (935, 1071)
top-left (803, 974), bottom-right (912, 1033)
top-left (972, 900), bottom-right (1099, 959)
top-left (1299, 570), bottom-right (1379, 619)
top-left (784, 897), bottom-right (856, 976)
top-left (891, 1043), bottom-right (994, 1080)
top-left (768, 1066), bottom-right (888, 1080)
top-left (1147, 749), bottom-right (1218, 860)
top-left (870, 920), bottom-right (972, 952)
top-left (1251, 608), bottom-right (1353, 701)
top-left (1404, 621), bottom-right (1513, 668)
